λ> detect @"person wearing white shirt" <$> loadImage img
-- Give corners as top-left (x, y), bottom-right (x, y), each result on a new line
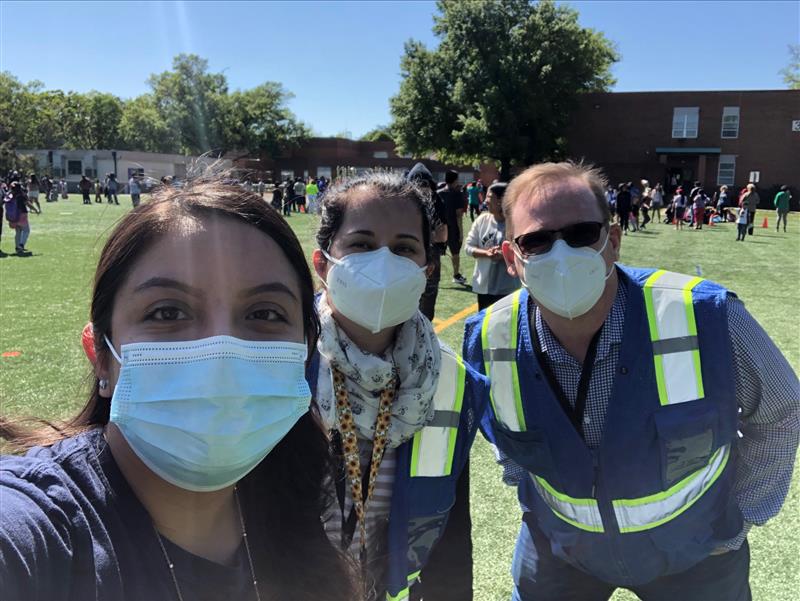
top-left (464, 182), bottom-right (521, 310)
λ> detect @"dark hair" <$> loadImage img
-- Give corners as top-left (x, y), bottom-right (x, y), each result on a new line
top-left (0, 171), bottom-right (358, 599)
top-left (445, 169), bottom-right (459, 184)
top-left (488, 181), bottom-right (508, 199)
top-left (316, 171), bottom-right (434, 263)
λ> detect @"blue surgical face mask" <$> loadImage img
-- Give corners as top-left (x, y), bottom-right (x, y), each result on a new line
top-left (105, 335), bottom-right (311, 492)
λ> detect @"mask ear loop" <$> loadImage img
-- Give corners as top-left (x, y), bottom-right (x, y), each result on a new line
top-left (104, 334), bottom-right (123, 365)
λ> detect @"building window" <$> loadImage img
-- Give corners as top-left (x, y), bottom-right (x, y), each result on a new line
top-left (316, 166), bottom-right (332, 179)
top-left (68, 160), bottom-right (83, 175)
top-left (721, 107), bottom-right (739, 139)
top-left (672, 107), bottom-right (699, 138)
top-left (84, 168), bottom-right (96, 179)
top-left (373, 151), bottom-right (389, 159)
top-left (717, 155), bottom-right (736, 186)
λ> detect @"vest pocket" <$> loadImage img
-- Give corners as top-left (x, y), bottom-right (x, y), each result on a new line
top-left (491, 422), bottom-right (563, 491)
top-left (408, 477), bottom-right (456, 516)
top-left (654, 404), bottom-right (717, 489)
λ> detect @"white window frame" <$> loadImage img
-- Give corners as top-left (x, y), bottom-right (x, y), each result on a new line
top-left (672, 107), bottom-right (699, 138)
top-left (721, 107), bottom-right (740, 139)
top-left (717, 155), bottom-right (736, 186)
top-left (372, 151), bottom-right (389, 159)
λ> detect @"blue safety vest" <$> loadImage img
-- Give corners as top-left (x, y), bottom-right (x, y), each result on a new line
top-left (463, 265), bottom-right (743, 585)
top-left (308, 343), bottom-right (489, 600)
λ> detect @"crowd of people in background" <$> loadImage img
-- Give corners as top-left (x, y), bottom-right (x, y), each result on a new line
top-left (603, 177), bottom-right (792, 241)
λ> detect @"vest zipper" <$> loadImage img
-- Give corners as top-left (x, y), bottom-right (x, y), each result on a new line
top-left (592, 450), bottom-right (633, 583)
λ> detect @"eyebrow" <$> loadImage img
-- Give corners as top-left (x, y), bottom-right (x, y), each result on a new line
top-left (133, 277), bottom-right (204, 297)
top-left (239, 282), bottom-right (299, 301)
top-left (343, 230), bottom-right (421, 242)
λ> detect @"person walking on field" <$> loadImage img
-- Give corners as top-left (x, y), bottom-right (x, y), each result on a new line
top-left (735, 204), bottom-right (749, 241)
top-left (79, 175), bottom-right (93, 205)
top-left (466, 161), bottom-right (799, 601)
top-left (305, 178), bottom-right (319, 214)
top-left (673, 187), bottom-right (687, 230)
top-left (774, 185), bottom-right (792, 233)
top-left (467, 180), bottom-right (483, 222)
top-left (94, 179), bottom-right (103, 203)
top-left (742, 184), bottom-right (760, 236)
top-left (692, 188), bottom-right (708, 230)
top-left (440, 170), bottom-right (468, 285)
top-left (651, 182), bottom-right (664, 223)
top-left (128, 174), bottom-right (141, 208)
top-left (293, 178), bottom-right (306, 213)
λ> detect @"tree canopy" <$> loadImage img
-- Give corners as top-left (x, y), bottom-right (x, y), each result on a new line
top-left (390, 0), bottom-right (619, 179)
top-left (1, 54), bottom-right (309, 158)
top-left (780, 44), bottom-right (800, 90)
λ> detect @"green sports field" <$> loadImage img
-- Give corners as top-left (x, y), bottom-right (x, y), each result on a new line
top-left (1, 195), bottom-right (798, 600)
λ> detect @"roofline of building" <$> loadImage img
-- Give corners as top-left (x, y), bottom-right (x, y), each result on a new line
top-left (588, 88), bottom-right (798, 95)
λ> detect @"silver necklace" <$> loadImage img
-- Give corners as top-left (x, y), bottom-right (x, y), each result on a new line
top-left (154, 487), bottom-right (262, 601)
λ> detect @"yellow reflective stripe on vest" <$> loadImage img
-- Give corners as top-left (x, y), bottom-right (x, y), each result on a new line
top-left (386, 571), bottom-right (421, 601)
top-left (531, 475), bottom-right (605, 533)
top-left (481, 289), bottom-right (526, 432)
top-left (643, 270), bottom-right (705, 406)
top-left (613, 444), bottom-right (730, 533)
top-left (409, 351), bottom-right (465, 477)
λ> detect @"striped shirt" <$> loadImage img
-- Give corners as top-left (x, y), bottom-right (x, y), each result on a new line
top-left (323, 439), bottom-right (396, 599)
top-left (497, 275), bottom-right (800, 551)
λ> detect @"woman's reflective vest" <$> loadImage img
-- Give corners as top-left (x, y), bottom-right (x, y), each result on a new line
top-left (464, 265), bottom-right (743, 586)
top-left (308, 344), bottom-right (489, 600)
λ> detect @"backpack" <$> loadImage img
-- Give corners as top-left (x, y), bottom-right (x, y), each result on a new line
top-left (4, 194), bottom-right (19, 222)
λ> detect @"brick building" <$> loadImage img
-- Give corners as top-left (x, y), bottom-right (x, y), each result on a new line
top-left (566, 90), bottom-right (800, 208)
top-left (238, 137), bottom-right (478, 184)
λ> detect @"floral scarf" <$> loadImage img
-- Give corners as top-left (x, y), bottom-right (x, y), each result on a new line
top-left (316, 292), bottom-right (441, 448)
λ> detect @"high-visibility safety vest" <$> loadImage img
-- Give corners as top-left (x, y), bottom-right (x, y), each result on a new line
top-left (464, 265), bottom-right (743, 586)
top-left (308, 343), bottom-right (489, 600)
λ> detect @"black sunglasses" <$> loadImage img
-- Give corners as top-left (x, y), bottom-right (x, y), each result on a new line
top-left (514, 221), bottom-right (605, 256)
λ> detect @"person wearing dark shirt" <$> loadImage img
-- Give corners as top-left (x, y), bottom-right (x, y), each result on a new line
top-left (440, 170), bottom-right (467, 285)
top-left (0, 174), bottom-right (357, 601)
top-left (615, 183), bottom-right (632, 235)
top-left (407, 162), bottom-right (447, 320)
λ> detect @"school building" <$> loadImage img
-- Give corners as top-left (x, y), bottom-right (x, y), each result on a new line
top-left (566, 89), bottom-right (800, 208)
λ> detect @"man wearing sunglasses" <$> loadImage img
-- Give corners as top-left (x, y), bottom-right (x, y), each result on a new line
top-left (463, 162), bottom-right (799, 600)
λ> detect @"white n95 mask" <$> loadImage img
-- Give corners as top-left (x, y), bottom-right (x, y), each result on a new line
top-left (323, 246), bottom-right (427, 333)
top-left (106, 335), bottom-right (311, 492)
top-left (515, 234), bottom-right (613, 319)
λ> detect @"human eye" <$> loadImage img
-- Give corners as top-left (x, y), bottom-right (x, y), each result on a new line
top-left (246, 307), bottom-right (287, 322)
top-left (394, 244), bottom-right (418, 256)
top-left (144, 305), bottom-right (189, 321)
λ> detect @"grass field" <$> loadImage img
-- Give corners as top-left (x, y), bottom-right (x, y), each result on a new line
top-left (1, 194), bottom-right (798, 600)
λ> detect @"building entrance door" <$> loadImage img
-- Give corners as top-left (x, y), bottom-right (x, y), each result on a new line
top-left (665, 160), bottom-right (696, 193)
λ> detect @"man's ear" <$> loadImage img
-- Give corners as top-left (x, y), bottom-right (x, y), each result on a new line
top-left (311, 249), bottom-right (329, 283)
top-left (501, 240), bottom-right (521, 278)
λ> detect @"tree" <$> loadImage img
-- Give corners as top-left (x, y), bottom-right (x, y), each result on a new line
top-left (61, 92), bottom-right (124, 149)
top-left (390, 0), bottom-right (619, 180)
top-left (360, 125), bottom-right (395, 142)
top-left (222, 83), bottom-right (310, 157)
top-left (119, 95), bottom-right (177, 153)
top-left (147, 54), bottom-right (228, 155)
top-left (779, 44), bottom-right (800, 90)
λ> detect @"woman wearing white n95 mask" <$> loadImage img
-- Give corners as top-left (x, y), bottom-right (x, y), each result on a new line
top-left (311, 172), bottom-right (489, 601)
top-left (0, 174), bottom-right (357, 601)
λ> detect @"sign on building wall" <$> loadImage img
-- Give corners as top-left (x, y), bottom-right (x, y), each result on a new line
top-left (792, 120), bottom-right (800, 132)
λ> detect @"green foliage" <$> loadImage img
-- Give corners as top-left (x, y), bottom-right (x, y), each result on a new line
top-left (780, 44), bottom-right (800, 89)
top-left (359, 125), bottom-right (395, 142)
top-left (1, 54), bottom-right (307, 157)
top-left (390, 0), bottom-right (619, 178)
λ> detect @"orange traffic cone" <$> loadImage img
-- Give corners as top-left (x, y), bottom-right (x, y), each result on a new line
top-left (761, 216), bottom-right (769, 228)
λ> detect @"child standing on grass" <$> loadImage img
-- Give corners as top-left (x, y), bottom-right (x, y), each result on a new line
top-left (6, 181), bottom-right (36, 254)
top-left (736, 205), bottom-right (749, 241)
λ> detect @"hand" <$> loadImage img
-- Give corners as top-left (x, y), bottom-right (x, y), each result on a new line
top-left (489, 246), bottom-right (504, 262)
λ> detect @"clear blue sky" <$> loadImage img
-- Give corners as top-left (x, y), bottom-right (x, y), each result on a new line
top-left (1, 1), bottom-right (798, 138)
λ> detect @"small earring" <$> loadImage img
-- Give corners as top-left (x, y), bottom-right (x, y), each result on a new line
top-left (99, 379), bottom-right (109, 391)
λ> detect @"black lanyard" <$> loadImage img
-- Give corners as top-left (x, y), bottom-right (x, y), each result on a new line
top-left (531, 309), bottom-right (603, 440)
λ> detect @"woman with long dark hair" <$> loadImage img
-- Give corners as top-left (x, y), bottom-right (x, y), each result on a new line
top-left (0, 172), bottom-right (357, 600)
top-left (310, 172), bottom-right (489, 600)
